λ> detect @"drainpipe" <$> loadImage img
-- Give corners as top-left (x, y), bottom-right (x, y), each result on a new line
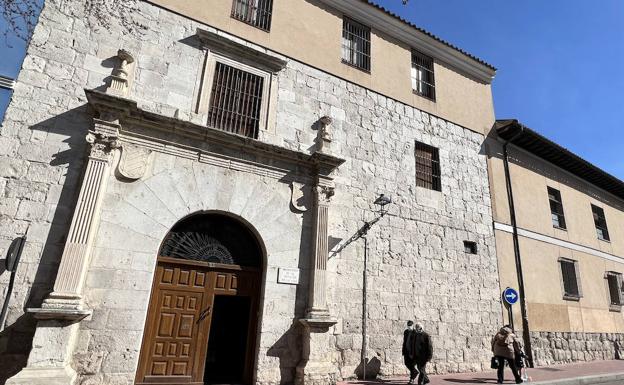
top-left (501, 125), bottom-right (534, 367)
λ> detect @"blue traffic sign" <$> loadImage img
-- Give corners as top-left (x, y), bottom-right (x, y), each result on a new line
top-left (503, 287), bottom-right (519, 305)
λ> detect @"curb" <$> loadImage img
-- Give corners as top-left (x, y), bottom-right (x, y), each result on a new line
top-left (531, 372), bottom-right (624, 385)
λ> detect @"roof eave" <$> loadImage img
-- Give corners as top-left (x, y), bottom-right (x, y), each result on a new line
top-left (317, 0), bottom-right (496, 83)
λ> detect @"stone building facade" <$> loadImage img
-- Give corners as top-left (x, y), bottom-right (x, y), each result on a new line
top-left (487, 120), bottom-right (624, 366)
top-left (0, 1), bottom-right (502, 384)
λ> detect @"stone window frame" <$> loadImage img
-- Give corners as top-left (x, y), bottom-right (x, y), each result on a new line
top-left (605, 271), bottom-right (623, 312)
top-left (558, 257), bottom-right (582, 301)
top-left (194, 50), bottom-right (277, 137)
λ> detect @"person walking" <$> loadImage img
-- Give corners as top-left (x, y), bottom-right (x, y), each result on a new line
top-left (402, 321), bottom-right (419, 384)
top-left (491, 325), bottom-right (523, 384)
top-left (412, 323), bottom-right (432, 385)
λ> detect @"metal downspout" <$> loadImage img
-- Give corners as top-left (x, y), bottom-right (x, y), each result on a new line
top-left (502, 127), bottom-right (534, 367)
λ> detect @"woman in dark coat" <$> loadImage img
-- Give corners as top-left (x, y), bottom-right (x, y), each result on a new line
top-left (491, 325), bottom-right (523, 384)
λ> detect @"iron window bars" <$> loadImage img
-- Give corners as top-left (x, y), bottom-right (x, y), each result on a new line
top-left (231, 0), bottom-right (273, 31)
top-left (411, 50), bottom-right (435, 100)
top-left (606, 272), bottom-right (623, 308)
top-left (0, 75), bottom-right (15, 90)
top-left (342, 17), bottom-right (371, 72)
top-left (547, 187), bottom-right (566, 229)
top-left (208, 62), bottom-right (265, 139)
top-left (414, 141), bottom-right (441, 191)
top-left (559, 258), bottom-right (581, 300)
top-left (591, 204), bottom-right (610, 241)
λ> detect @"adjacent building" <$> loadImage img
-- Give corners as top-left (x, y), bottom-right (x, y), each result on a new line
top-left (0, 1), bottom-right (502, 385)
top-left (487, 120), bottom-right (624, 365)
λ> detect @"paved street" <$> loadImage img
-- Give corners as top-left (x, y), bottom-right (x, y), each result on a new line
top-left (338, 360), bottom-right (624, 384)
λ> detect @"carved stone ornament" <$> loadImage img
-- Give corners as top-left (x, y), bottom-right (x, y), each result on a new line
top-left (86, 131), bottom-right (120, 161)
top-left (290, 182), bottom-right (312, 212)
top-left (316, 116), bottom-right (333, 153)
top-left (107, 49), bottom-right (135, 97)
top-left (118, 144), bottom-right (152, 180)
top-left (317, 185), bottom-right (335, 205)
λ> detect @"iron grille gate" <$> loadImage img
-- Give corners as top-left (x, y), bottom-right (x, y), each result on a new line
top-left (208, 62), bottom-right (264, 139)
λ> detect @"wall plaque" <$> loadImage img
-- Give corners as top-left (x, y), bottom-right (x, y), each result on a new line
top-left (277, 268), bottom-right (300, 285)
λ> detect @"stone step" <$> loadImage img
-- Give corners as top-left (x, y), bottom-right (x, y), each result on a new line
top-left (531, 372), bottom-right (624, 385)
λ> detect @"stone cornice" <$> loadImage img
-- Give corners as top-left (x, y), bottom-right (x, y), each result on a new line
top-left (318, 0), bottom-right (496, 83)
top-left (84, 90), bottom-right (345, 180)
top-left (196, 28), bottom-right (287, 73)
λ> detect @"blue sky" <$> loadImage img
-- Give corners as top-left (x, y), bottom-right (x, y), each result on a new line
top-left (371, 0), bottom-right (624, 179)
top-left (1, 1), bottom-right (623, 178)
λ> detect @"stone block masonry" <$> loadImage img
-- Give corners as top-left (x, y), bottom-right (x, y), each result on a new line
top-left (531, 332), bottom-right (624, 365)
top-left (0, 0), bottom-right (501, 384)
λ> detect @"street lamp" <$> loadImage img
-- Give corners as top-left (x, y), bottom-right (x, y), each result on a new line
top-left (330, 194), bottom-right (392, 379)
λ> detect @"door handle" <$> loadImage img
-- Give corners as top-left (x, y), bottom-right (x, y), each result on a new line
top-left (197, 306), bottom-right (211, 323)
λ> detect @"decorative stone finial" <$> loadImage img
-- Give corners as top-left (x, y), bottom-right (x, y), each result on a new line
top-left (316, 116), bottom-right (333, 153)
top-left (106, 49), bottom-right (135, 97)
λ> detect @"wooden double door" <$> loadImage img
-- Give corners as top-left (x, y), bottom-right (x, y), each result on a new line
top-left (136, 257), bottom-right (261, 385)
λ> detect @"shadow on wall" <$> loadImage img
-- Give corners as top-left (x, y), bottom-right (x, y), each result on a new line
top-left (0, 104), bottom-right (91, 384)
top-left (355, 356), bottom-right (382, 380)
top-left (265, 178), bottom-right (316, 385)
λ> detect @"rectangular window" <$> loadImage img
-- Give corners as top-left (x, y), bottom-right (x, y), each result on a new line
top-left (341, 17), bottom-right (371, 72)
top-left (231, 0), bottom-right (274, 31)
top-left (207, 62), bottom-right (265, 139)
top-left (591, 204), bottom-right (610, 241)
top-left (547, 187), bottom-right (566, 229)
top-left (411, 50), bottom-right (435, 100)
top-left (559, 258), bottom-right (581, 300)
top-left (606, 272), bottom-right (623, 309)
top-left (414, 141), bottom-right (441, 191)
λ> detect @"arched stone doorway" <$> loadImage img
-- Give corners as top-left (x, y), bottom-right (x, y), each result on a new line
top-left (135, 212), bottom-right (264, 385)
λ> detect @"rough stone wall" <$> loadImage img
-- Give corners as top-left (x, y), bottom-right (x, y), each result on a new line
top-left (0, 0), bottom-right (502, 384)
top-left (73, 153), bottom-right (308, 384)
top-left (275, 61), bottom-right (502, 377)
top-left (531, 332), bottom-right (624, 365)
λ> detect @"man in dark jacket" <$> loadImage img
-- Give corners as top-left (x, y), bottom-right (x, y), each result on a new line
top-left (412, 323), bottom-right (433, 385)
top-left (402, 320), bottom-right (419, 384)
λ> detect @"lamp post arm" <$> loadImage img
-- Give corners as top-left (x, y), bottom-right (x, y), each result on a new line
top-left (330, 211), bottom-right (387, 259)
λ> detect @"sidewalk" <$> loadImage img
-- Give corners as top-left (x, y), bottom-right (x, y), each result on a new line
top-left (337, 360), bottom-right (624, 385)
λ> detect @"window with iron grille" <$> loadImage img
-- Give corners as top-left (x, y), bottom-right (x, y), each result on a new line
top-left (547, 187), bottom-right (566, 229)
top-left (606, 272), bottom-right (623, 308)
top-left (411, 50), bottom-right (435, 100)
top-left (231, 0), bottom-right (273, 31)
top-left (341, 17), bottom-right (371, 72)
top-left (207, 62), bottom-right (265, 139)
top-left (414, 141), bottom-right (441, 191)
top-left (559, 258), bottom-right (581, 300)
top-left (591, 204), bottom-right (610, 241)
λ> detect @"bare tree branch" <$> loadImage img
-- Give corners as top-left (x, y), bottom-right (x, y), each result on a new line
top-left (1, 0), bottom-right (42, 44)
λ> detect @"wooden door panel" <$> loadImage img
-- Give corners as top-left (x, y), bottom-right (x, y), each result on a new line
top-left (136, 263), bottom-right (214, 385)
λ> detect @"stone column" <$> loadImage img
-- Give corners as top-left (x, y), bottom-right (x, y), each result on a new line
top-left (296, 182), bottom-right (338, 385)
top-left (7, 119), bottom-right (120, 385)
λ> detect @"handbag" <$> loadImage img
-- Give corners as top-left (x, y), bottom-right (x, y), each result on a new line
top-left (490, 357), bottom-right (499, 369)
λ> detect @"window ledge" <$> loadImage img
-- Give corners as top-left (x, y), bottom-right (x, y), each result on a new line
top-left (412, 90), bottom-right (436, 102)
top-left (230, 15), bottom-right (271, 33)
top-left (562, 295), bottom-right (581, 302)
top-left (598, 237), bottom-right (611, 243)
top-left (341, 59), bottom-right (371, 74)
top-left (609, 304), bottom-right (622, 313)
top-left (553, 226), bottom-right (567, 231)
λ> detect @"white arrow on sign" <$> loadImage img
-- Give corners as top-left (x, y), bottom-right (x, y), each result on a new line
top-left (506, 292), bottom-right (517, 300)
